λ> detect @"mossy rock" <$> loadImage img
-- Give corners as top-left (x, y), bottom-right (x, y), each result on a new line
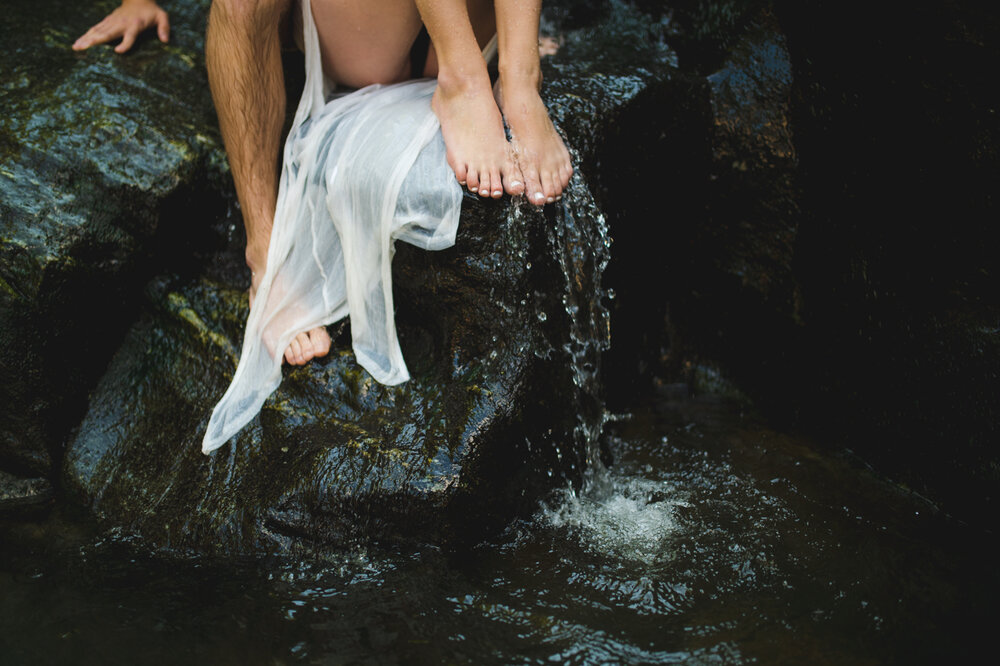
top-left (61, 0), bottom-right (686, 553)
top-left (0, 0), bottom-right (225, 474)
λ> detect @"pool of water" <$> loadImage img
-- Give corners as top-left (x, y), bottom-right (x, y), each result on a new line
top-left (2, 395), bottom-right (995, 664)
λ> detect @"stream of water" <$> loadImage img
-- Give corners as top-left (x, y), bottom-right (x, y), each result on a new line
top-left (2, 394), bottom-right (994, 664)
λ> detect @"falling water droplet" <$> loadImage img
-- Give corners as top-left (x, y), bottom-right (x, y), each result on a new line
top-left (537, 312), bottom-right (548, 322)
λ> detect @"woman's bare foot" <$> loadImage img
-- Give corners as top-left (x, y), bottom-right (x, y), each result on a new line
top-left (248, 265), bottom-right (331, 367)
top-left (432, 71), bottom-right (524, 198)
top-left (495, 75), bottom-right (573, 206)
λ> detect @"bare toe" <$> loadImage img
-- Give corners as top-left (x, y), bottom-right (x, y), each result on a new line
top-left (477, 169), bottom-right (492, 198)
top-left (559, 164), bottom-right (573, 191)
top-left (466, 168), bottom-right (481, 194)
top-left (451, 156), bottom-right (469, 187)
top-left (309, 328), bottom-right (331, 357)
top-left (504, 169), bottom-right (525, 197)
top-left (522, 167), bottom-right (545, 206)
top-left (287, 337), bottom-right (302, 365)
top-left (503, 150), bottom-right (525, 196)
top-left (297, 332), bottom-right (314, 363)
top-left (488, 167), bottom-right (503, 198)
top-left (541, 171), bottom-right (558, 202)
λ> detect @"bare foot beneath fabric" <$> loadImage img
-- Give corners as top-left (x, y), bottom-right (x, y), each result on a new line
top-left (432, 72), bottom-right (524, 198)
top-left (249, 276), bottom-right (331, 366)
top-left (496, 76), bottom-right (573, 206)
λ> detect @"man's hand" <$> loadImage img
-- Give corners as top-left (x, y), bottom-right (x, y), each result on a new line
top-left (72, 0), bottom-right (170, 54)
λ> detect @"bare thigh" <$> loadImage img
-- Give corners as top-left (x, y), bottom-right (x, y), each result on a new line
top-left (309, 0), bottom-right (496, 88)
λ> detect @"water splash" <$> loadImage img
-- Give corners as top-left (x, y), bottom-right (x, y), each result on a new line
top-left (539, 473), bottom-right (684, 565)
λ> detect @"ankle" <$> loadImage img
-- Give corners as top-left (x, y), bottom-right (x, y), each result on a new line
top-left (245, 242), bottom-right (269, 275)
top-left (498, 63), bottom-right (543, 93)
top-left (435, 63), bottom-right (491, 97)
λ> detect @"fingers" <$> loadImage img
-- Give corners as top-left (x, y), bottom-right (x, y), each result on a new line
top-left (115, 24), bottom-right (141, 54)
top-left (71, 6), bottom-right (171, 54)
top-left (73, 19), bottom-right (115, 51)
top-left (156, 11), bottom-right (170, 43)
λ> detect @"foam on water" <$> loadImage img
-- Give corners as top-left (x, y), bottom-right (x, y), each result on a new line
top-left (538, 471), bottom-right (685, 565)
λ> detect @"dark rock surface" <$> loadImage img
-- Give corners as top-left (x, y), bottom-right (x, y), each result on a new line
top-left (1, 0), bottom-right (227, 475)
top-left (771, 0), bottom-right (1000, 523)
top-left (0, 469), bottom-right (54, 515)
top-left (62, 182), bottom-right (612, 553)
top-left (601, 0), bottom-right (1000, 527)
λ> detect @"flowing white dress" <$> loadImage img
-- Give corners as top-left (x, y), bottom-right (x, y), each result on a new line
top-left (202, 0), bottom-right (485, 453)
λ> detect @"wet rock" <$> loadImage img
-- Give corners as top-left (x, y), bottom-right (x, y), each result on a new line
top-left (600, 2), bottom-right (800, 401)
top-left (0, 0), bottom-right (227, 474)
top-left (62, 185), bottom-right (611, 554)
top-left (601, 0), bottom-right (1000, 525)
top-left (770, 0), bottom-right (1000, 522)
top-left (60, 1), bottom-right (675, 553)
top-left (0, 470), bottom-right (54, 515)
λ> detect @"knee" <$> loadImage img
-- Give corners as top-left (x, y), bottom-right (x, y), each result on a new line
top-left (347, 64), bottom-right (411, 88)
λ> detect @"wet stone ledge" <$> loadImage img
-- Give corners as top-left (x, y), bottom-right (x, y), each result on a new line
top-left (0, 0), bottom-right (228, 475)
top-left (59, 0), bottom-right (679, 554)
top-left (0, 469), bottom-right (54, 517)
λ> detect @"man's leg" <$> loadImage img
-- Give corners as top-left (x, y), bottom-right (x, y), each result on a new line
top-left (494, 0), bottom-right (573, 204)
top-left (413, 0), bottom-right (524, 199)
top-left (206, 0), bottom-right (331, 365)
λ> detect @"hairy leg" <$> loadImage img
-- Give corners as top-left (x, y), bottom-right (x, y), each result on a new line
top-left (494, 0), bottom-right (572, 204)
top-left (207, 0), bottom-right (331, 366)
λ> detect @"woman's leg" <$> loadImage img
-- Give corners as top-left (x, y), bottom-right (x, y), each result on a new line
top-left (412, 0), bottom-right (523, 198)
top-left (310, 0), bottom-right (422, 88)
top-left (494, 0), bottom-right (572, 204)
top-left (313, 0), bottom-right (520, 199)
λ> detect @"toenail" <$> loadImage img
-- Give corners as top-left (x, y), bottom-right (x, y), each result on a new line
top-left (546, 197), bottom-right (554, 203)
top-left (492, 189), bottom-right (502, 196)
top-left (533, 192), bottom-right (545, 202)
top-left (459, 180), bottom-right (466, 186)
top-left (479, 188), bottom-right (489, 196)
top-left (510, 180), bottom-right (522, 187)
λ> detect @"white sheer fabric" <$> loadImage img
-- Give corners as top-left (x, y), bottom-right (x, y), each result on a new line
top-left (202, 0), bottom-right (468, 453)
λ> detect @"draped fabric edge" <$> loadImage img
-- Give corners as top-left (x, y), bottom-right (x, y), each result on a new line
top-left (200, 0), bottom-right (466, 454)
